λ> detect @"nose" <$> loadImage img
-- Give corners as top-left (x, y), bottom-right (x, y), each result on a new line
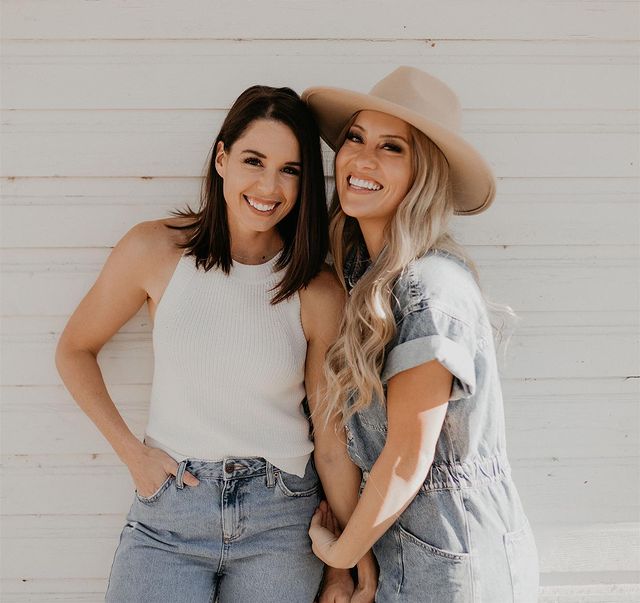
top-left (353, 144), bottom-right (378, 170)
top-left (256, 168), bottom-right (279, 195)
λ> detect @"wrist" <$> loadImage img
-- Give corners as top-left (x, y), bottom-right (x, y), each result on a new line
top-left (322, 565), bottom-right (354, 593)
top-left (330, 537), bottom-right (358, 569)
top-left (356, 551), bottom-right (378, 583)
top-left (324, 565), bottom-right (350, 578)
top-left (115, 434), bottom-right (145, 466)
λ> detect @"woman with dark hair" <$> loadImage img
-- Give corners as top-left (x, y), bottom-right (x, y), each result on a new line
top-left (55, 85), bottom-right (375, 602)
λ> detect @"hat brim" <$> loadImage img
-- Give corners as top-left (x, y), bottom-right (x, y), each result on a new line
top-left (302, 86), bottom-right (496, 215)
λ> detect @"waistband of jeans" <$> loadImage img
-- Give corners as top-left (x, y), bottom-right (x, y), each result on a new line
top-left (420, 454), bottom-right (511, 491)
top-left (180, 457), bottom-right (273, 479)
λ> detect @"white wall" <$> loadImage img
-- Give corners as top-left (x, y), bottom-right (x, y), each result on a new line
top-left (1, 1), bottom-right (639, 601)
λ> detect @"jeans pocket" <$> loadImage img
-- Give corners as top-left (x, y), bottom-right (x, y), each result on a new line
top-left (398, 524), bottom-right (472, 601)
top-left (135, 474), bottom-right (174, 504)
top-left (504, 521), bottom-right (539, 603)
top-left (275, 469), bottom-right (320, 498)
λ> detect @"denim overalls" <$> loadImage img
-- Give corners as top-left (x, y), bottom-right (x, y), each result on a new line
top-left (344, 248), bottom-right (539, 602)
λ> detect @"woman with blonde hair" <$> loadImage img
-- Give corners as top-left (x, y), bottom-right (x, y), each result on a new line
top-left (303, 67), bottom-right (539, 601)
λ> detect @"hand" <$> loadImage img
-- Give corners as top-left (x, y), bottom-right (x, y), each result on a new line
top-left (309, 500), bottom-right (344, 567)
top-left (125, 441), bottom-right (199, 497)
top-left (317, 567), bottom-right (354, 603)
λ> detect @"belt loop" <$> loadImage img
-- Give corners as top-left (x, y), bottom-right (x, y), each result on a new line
top-left (175, 459), bottom-right (188, 489)
top-left (265, 461), bottom-right (276, 488)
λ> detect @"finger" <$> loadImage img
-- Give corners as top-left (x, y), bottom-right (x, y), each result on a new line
top-left (327, 509), bottom-right (336, 534)
top-left (311, 540), bottom-right (321, 559)
top-left (330, 509), bottom-right (342, 537)
top-left (317, 504), bottom-right (327, 529)
top-left (310, 509), bottom-right (322, 529)
top-left (351, 587), bottom-right (376, 603)
top-left (327, 506), bottom-right (339, 535)
top-left (183, 471), bottom-right (200, 487)
top-left (165, 460), bottom-right (180, 476)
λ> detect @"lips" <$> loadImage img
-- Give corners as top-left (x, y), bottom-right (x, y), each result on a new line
top-left (347, 175), bottom-right (383, 191)
top-left (244, 195), bottom-right (279, 213)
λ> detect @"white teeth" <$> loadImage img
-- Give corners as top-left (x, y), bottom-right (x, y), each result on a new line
top-left (246, 196), bottom-right (277, 212)
top-left (349, 176), bottom-right (381, 191)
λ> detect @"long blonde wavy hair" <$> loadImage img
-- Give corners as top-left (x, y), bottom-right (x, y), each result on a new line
top-left (322, 118), bottom-right (483, 426)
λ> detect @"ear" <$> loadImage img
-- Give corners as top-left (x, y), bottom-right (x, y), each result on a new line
top-left (214, 141), bottom-right (226, 179)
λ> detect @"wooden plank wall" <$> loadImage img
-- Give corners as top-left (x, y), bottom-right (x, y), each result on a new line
top-left (1, 1), bottom-right (639, 601)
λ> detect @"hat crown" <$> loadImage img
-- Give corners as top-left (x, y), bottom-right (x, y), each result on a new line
top-left (369, 66), bottom-right (462, 133)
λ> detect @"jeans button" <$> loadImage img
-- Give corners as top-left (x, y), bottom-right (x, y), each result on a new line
top-left (225, 461), bottom-right (235, 473)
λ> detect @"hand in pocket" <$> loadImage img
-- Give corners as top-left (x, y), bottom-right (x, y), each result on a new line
top-left (126, 442), bottom-right (199, 498)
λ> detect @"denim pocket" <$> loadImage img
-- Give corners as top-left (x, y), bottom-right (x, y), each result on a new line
top-left (135, 474), bottom-right (173, 504)
top-left (398, 523), bottom-right (469, 561)
top-left (275, 469), bottom-right (320, 498)
top-left (398, 524), bottom-right (472, 601)
top-left (504, 521), bottom-right (539, 602)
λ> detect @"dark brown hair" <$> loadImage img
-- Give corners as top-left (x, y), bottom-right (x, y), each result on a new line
top-left (169, 85), bottom-right (328, 303)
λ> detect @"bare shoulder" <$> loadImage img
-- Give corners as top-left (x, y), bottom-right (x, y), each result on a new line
top-left (107, 217), bottom-right (193, 297)
top-left (300, 264), bottom-right (346, 341)
top-left (112, 217), bottom-right (190, 269)
top-left (118, 217), bottom-right (190, 256)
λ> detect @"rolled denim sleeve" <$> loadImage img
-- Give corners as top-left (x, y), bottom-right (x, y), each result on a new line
top-left (382, 305), bottom-right (477, 401)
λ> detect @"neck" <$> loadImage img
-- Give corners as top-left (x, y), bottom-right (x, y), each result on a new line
top-left (229, 224), bottom-right (282, 265)
top-left (358, 218), bottom-right (388, 262)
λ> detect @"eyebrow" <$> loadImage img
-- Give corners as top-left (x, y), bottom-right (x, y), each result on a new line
top-left (240, 149), bottom-right (301, 166)
top-left (351, 124), bottom-right (409, 145)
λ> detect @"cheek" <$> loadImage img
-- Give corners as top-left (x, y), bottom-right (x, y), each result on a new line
top-left (334, 149), bottom-right (349, 180)
top-left (221, 166), bottom-right (241, 195)
top-left (221, 178), bottom-right (234, 204)
top-left (392, 164), bottom-right (413, 196)
top-left (283, 179), bottom-right (300, 205)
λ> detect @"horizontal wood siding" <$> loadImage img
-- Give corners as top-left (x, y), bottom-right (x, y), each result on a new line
top-left (1, 1), bottom-right (639, 600)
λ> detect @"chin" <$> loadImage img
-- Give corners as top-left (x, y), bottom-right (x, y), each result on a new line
top-left (249, 220), bottom-right (278, 232)
top-left (340, 204), bottom-right (371, 220)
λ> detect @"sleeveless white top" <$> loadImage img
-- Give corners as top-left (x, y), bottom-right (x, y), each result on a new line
top-left (144, 252), bottom-right (312, 476)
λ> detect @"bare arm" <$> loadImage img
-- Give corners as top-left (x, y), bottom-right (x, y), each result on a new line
top-left (301, 269), bottom-right (377, 599)
top-left (309, 359), bottom-right (452, 568)
top-left (55, 221), bottom-right (199, 496)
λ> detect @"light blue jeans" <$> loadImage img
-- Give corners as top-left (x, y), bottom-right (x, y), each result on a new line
top-left (105, 457), bottom-right (323, 602)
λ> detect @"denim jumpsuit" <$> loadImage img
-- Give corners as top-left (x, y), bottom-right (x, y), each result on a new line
top-left (343, 249), bottom-right (539, 602)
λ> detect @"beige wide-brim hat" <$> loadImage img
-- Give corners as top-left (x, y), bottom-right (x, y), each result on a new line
top-left (302, 66), bottom-right (496, 215)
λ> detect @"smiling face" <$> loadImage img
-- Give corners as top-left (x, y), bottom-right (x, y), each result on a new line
top-left (335, 110), bottom-right (413, 230)
top-left (215, 118), bottom-right (301, 235)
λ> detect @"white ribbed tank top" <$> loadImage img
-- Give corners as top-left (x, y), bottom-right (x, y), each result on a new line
top-left (144, 252), bottom-right (312, 476)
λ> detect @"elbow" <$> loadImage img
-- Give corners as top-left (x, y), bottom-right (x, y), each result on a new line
top-left (312, 432), bottom-right (352, 468)
top-left (313, 444), bottom-right (351, 468)
top-left (314, 447), bottom-right (341, 465)
top-left (54, 334), bottom-right (68, 377)
top-left (54, 332), bottom-right (96, 378)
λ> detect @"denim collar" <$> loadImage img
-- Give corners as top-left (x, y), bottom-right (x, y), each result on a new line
top-left (343, 243), bottom-right (371, 292)
top-left (343, 244), bottom-right (472, 293)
